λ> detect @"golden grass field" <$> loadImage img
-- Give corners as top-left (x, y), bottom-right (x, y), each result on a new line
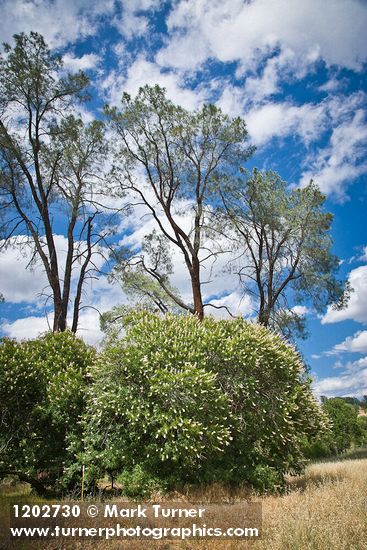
top-left (1, 449), bottom-right (366, 550)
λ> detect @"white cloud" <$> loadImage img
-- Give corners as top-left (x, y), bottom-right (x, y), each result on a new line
top-left (0, 273), bottom-right (125, 347)
top-left (62, 53), bottom-right (100, 71)
top-left (0, 0), bottom-right (114, 47)
top-left (0, 246), bottom-right (47, 305)
top-left (1, 309), bottom-right (104, 347)
top-left (156, 29), bottom-right (210, 71)
top-left (349, 356), bottom-right (367, 370)
top-left (300, 109), bottom-right (367, 198)
top-left (216, 84), bottom-right (249, 118)
top-left (318, 76), bottom-right (347, 93)
top-left (0, 234), bottom-right (126, 345)
top-left (1, 316), bottom-right (50, 340)
top-left (243, 47), bottom-right (299, 104)
top-left (207, 292), bottom-right (253, 320)
top-left (359, 246), bottom-right (367, 263)
top-left (292, 305), bottom-right (310, 316)
top-left (322, 265), bottom-right (367, 324)
top-left (113, 0), bottom-right (162, 39)
top-left (0, 235), bottom-right (73, 305)
top-left (332, 331), bottom-right (367, 354)
top-left (160, 0), bottom-right (367, 72)
top-left (103, 56), bottom-right (207, 110)
top-left (245, 101), bottom-right (327, 146)
top-left (215, 79), bottom-right (367, 200)
top-left (313, 367), bottom-right (367, 398)
top-left (70, 309), bottom-right (104, 347)
top-left (313, 354), bottom-right (367, 397)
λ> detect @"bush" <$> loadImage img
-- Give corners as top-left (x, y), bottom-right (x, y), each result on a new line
top-left (117, 465), bottom-right (168, 500)
top-left (356, 416), bottom-right (367, 446)
top-left (82, 312), bottom-right (327, 494)
top-left (323, 398), bottom-right (361, 453)
top-left (302, 436), bottom-right (334, 459)
top-left (0, 331), bottom-right (95, 495)
top-left (303, 398), bottom-right (365, 458)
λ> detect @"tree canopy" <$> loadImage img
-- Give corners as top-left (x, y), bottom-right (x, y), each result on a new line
top-left (105, 84), bottom-right (254, 320)
top-left (216, 169), bottom-right (348, 338)
top-left (0, 32), bottom-right (113, 332)
top-left (0, 33), bottom-right (347, 335)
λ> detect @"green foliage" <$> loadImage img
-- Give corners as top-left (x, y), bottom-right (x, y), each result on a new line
top-left (0, 332), bottom-right (95, 494)
top-left (302, 437), bottom-right (334, 460)
top-left (304, 397), bottom-right (365, 458)
top-left (0, 32), bottom-right (109, 333)
top-left (356, 416), bottom-right (367, 446)
top-left (117, 465), bottom-right (168, 500)
top-left (323, 398), bottom-right (360, 453)
top-left (248, 465), bottom-right (283, 493)
top-left (105, 84), bottom-right (254, 318)
top-left (0, 31), bottom-right (89, 113)
top-left (82, 312), bottom-right (327, 494)
top-left (82, 313), bottom-right (232, 489)
top-left (216, 169), bottom-right (348, 339)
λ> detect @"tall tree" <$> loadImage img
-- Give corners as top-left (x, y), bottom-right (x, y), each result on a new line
top-left (105, 85), bottom-right (254, 320)
top-left (0, 32), bottom-right (111, 332)
top-left (217, 169), bottom-right (348, 338)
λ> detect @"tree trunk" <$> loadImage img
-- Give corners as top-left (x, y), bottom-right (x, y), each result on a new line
top-left (258, 310), bottom-right (271, 327)
top-left (191, 257), bottom-right (204, 321)
top-left (1, 471), bottom-right (48, 497)
top-left (53, 298), bottom-right (68, 332)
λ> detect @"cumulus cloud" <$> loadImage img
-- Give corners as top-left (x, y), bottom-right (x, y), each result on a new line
top-left (1, 316), bottom-right (50, 340)
top-left (156, 29), bottom-right (210, 71)
top-left (207, 292), bottom-right (253, 320)
top-left (0, 236), bottom-right (71, 306)
top-left (113, 0), bottom-right (164, 39)
top-left (359, 246), bottom-right (367, 263)
top-left (300, 109), bottom-right (367, 198)
top-left (245, 101), bottom-right (327, 146)
top-left (159, 0), bottom-right (367, 72)
top-left (62, 53), bottom-right (100, 71)
top-left (242, 47), bottom-right (300, 104)
top-left (322, 265), bottom-right (367, 324)
top-left (1, 309), bottom-right (105, 347)
top-left (0, 273), bottom-right (125, 347)
top-left (332, 331), bottom-right (367, 354)
top-left (292, 305), bottom-right (310, 316)
top-left (0, 234), bottom-right (126, 345)
top-left (0, 0), bottom-right (114, 47)
top-left (313, 367), bottom-right (367, 398)
top-left (102, 56), bottom-right (207, 110)
top-left (313, 352), bottom-right (367, 397)
top-left (0, 248), bottom-right (47, 306)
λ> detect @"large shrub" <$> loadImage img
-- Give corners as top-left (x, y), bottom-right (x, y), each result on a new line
top-left (83, 312), bottom-right (327, 492)
top-left (322, 398), bottom-right (360, 453)
top-left (304, 397), bottom-right (365, 458)
top-left (0, 331), bottom-right (95, 495)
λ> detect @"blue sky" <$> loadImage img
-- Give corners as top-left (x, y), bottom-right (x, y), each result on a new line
top-left (0, 0), bottom-right (367, 398)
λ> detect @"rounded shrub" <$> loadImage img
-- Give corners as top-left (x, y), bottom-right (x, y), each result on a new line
top-left (0, 331), bottom-right (95, 495)
top-left (117, 465), bottom-right (168, 500)
top-left (83, 312), bottom-right (327, 493)
top-left (322, 397), bottom-right (361, 453)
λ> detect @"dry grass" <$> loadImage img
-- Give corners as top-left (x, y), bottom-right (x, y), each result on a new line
top-left (256, 458), bottom-right (367, 550)
top-left (1, 454), bottom-right (367, 550)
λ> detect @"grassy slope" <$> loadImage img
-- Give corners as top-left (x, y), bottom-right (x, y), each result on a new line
top-left (1, 450), bottom-right (366, 549)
